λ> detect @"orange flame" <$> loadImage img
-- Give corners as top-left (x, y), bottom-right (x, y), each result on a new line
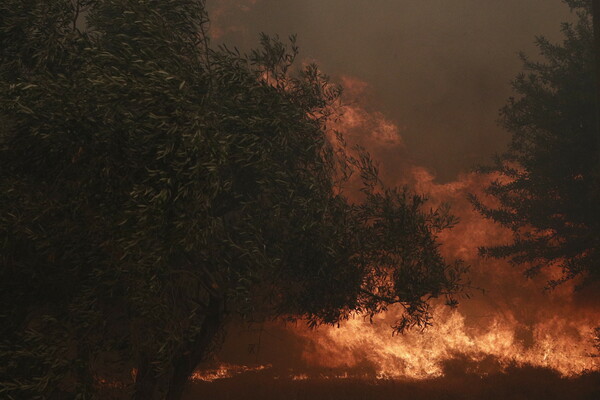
top-left (191, 363), bottom-right (272, 382)
top-left (296, 304), bottom-right (598, 379)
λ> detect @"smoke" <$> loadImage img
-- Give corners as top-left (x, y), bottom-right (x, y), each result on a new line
top-left (206, 0), bottom-right (260, 39)
top-left (206, 0), bottom-right (572, 182)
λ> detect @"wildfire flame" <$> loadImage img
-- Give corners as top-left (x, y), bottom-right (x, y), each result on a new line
top-left (191, 363), bottom-right (272, 382)
top-left (296, 305), bottom-right (598, 380)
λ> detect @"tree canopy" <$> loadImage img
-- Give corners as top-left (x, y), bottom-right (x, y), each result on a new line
top-left (0, 1), bottom-right (464, 399)
top-left (471, 0), bottom-right (600, 288)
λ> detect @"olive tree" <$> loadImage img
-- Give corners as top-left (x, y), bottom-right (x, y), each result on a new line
top-left (0, 1), bottom-right (465, 399)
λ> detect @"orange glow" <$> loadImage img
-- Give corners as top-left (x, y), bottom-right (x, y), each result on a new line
top-left (191, 363), bottom-right (272, 382)
top-left (332, 76), bottom-right (404, 148)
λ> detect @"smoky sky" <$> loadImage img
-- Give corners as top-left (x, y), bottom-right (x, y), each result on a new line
top-left (207, 0), bottom-right (571, 182)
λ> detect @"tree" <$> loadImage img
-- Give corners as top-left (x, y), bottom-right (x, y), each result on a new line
top-left (470, 0), bottom-right (600, 288)
top-left (0, 1), bottom-right (465, 399)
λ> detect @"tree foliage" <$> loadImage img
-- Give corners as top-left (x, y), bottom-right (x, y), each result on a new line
top-left (0, 1), bottom-right (464, 399)
top-left (471, 0), bottom-right (600, 288)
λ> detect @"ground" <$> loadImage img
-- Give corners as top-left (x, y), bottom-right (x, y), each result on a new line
top-left (183, 366), bottom-right (600, 400)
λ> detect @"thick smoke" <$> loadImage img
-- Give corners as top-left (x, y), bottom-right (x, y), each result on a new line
top-left (207, 0), bottom-right (571, 182)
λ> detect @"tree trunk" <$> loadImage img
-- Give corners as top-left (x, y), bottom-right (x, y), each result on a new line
top-left (132, 355), bottom-right (159, 400)
top-left (165, 295), bottom-right (225, 400)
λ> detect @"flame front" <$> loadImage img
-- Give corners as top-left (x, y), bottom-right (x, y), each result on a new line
top-left (191, 363), bottom-right (272, 382)
top-left (297, 305), bottom-right (598, 380)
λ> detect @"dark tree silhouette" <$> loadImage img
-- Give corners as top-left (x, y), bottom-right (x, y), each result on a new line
top-left (0, 1), bottom-right (465, 399)
top-left (471, 0), bottom-right (600, 288)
